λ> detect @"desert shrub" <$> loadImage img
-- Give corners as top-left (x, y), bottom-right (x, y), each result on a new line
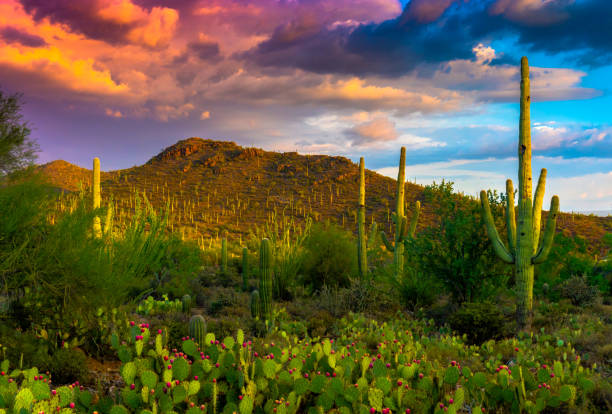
top-left (389, 266), bottom-right (441, 312)
top-left (44, 348), bottom-right (89, 385)
top-left (249, 217), bottom-right (310, 300)
top-left (406, 181), bottom-right (511, 304)
top-left (300, 221), bottom-right (357, 290)
top-left (153, 237), bottom-right (204, 297)
top-left (560, 275), bottom-right (600, 306)
top-left (449, 302), bottom-right (507, 344)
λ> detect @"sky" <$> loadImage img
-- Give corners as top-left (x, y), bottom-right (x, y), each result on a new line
top-left (1, 0), bottom-right (611, 212)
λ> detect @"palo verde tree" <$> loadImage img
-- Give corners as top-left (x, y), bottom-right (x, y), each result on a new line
top-left (0, 89), bottom-right (38, 177)
top-left (480, 57), bottom-right (560, 331)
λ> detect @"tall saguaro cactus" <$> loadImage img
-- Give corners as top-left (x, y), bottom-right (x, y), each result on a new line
top-left (480, 57), bottom-right (560, 331)
top-left (259, 238), bottom-right (273, 323)
top-left (380, 147), bottom-right (420, 277)
top-left (221, 237), bottom-right (228, 274)
top-left (92, 157), bottom-right (102, 238)
top-left (357, 157), bottom-right (367, 278)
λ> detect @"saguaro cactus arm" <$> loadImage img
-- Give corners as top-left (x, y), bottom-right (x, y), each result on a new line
top-left (380, 231), bottom-right (395, 252)
top-left (480, 190), bottom-right (514, 264)
top-left (532, 168), bottom-right (547, 252)
top-left (506, 180), bottom-right (516, 255)
top-left (532, 195), bottom-right (559, 264)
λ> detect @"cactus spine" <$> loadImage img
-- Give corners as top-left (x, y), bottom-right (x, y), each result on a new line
top-left (92, 157), bottom-right (102, 238)
top-left (357, 157), bottom-right (367, 278)
top-left (242, 247), bottom-right (249, 291)
top-left (259, 238), bottom-right (273, 322)
top-left (188, 314), bottom-right (206, 346)
top-left (480, 57), bottom-right (560, 332)
top-left (221, 237), bottom-right (227, 274)
top-left (380, 147), bottom-right (420, 277)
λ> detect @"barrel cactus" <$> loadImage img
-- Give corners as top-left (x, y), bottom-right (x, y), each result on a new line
top-left (188, 315), bottom-right (206, 346)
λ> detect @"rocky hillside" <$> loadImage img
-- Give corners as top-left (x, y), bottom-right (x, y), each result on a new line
top-left (39, 137), bottom-right (612, 255)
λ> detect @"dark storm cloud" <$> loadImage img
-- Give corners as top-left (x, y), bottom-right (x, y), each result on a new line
top-left (0, 26), bottom-right (47, 47)
top-left (19, 0), bottom-right (132, 44)
top-left (187, 40), bottom-right (221, 61)
top-left (245, 0), bottom-right (612, 77)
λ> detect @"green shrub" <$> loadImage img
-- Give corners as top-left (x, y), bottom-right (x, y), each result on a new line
top-left (44, 347), bottom-right (89, 385)
top-left (300, 222), bottom-right (357, 290)
top-left (389, 266), bottom-right (440, 312)
top-left (406, 181), bottom-right (511, 304)
top-left (560, 275), bottom-right (601, 306)
top-left (449, 302), bottom-right (507, 344)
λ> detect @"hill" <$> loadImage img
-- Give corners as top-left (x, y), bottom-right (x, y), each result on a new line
top-left (39, 137), bottom-right (612, 255)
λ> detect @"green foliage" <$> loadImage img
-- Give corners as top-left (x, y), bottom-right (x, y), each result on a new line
top-left (449, 302), bottom-right (508, 344)
top-left (389, 267), bottom-right (440, 312)
top-left (0, 314), bottom-right (608, 414)
top-left (0, 89), bottom-right (38, 177)
top-left (406, 181), bottom-right (511, 304)
top-left (300, 221), bottom-right (357, 290)
top-left (43, 347), bottom-right (89, 385)
top-left (560, 275), bottom-right (600, 306)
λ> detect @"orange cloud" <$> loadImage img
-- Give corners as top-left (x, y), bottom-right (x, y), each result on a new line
top-left (0, 45), bottom-right (128, 95)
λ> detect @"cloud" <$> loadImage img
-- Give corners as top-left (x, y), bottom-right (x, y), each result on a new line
top-left (187, 38), bottom-right (220, 60)
top-left (154, 102), bottom-right (194, 122)
top-left (376, 156), bottom-right (612, 211)
top-left (199, 110), bottom-right (210, 120)
top-left (244, 0), bottom-right (612, 77)
top-left (400, 0), bottom-right (458, 24)
top-left (0, 45), bottom-right (129, 96)
top-left (0, 26), bottom-right (46, 47)
top-left (348, 116), bottom-right (399, 146)
top-left (19, 0), bottom-right (179, 47)
top-left (105, 108), bottom-right (123, 118)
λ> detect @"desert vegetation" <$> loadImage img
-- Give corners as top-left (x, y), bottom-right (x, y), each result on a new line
top-left (0, 59), bottom-right (611, 413)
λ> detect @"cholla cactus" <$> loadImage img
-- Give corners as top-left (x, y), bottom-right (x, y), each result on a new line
top-left (480, 57), bottom-right (560, 331)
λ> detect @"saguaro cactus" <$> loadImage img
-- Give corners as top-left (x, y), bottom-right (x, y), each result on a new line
top-left (92, 157), bottom-right (102, 238)
top-left (259, 238), bottom-right (273, 322)
top-left (241, 247), bottom-right (249, 291)
top-left (380, 147), bottom-right (420, 277)
top-left (221, 237), bottom-right (227, 274)
top-left (357, 157), bottom-right (368, 278)
top-left (480, 57), bottom-right (560, 331)
top-left (250, 290), bottom-right (260, 319)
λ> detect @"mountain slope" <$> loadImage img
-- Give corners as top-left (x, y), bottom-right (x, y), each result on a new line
top-left (39, 138), bottom-right (612, 255)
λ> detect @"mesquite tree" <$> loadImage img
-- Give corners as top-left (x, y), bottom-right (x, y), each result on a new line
top-left (480, 57), bottom-right (559, 331)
